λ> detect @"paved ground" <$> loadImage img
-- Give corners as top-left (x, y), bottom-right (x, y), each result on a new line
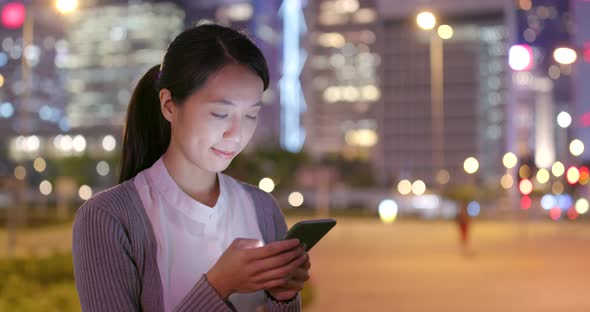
top-left (2, 218), bottom-right (590, 311)
top-left (298, 218), bottom-right (590, 312)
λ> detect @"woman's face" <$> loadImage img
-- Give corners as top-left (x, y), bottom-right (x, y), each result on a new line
top-left (161, 63), bottom-right (264, 173)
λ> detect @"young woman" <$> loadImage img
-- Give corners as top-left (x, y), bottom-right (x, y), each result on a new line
top-left (73, 24), bottom-right (309, 312)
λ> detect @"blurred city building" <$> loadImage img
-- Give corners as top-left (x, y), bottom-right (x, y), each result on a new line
top-left (377, 0), bottom-right (511, 186)
top-left (301, 0), bottom-right (381, 162)
top-left (62, 2), bottom-right (184, 130)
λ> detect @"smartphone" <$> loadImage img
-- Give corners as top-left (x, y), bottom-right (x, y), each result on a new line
top-left (282, 219), bottom-right (337, 251)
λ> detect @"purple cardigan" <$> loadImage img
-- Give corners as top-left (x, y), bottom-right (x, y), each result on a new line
top-left (72, 179), bottom-right (300, 312)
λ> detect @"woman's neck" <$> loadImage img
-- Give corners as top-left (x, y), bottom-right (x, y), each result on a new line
top-left (161, 148), bottom-right (219, 207)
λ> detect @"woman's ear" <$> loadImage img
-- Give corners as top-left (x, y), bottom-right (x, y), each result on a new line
top-left (159, 88), bottom-right (175, 123)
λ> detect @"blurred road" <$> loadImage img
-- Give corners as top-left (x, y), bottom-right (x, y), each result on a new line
top-left (2, 217), bottom-right (589, 311)
top-left (296, 218), bottom-right (590, 312)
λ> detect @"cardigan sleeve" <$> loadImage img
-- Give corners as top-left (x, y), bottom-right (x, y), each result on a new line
top-left (72, 200), bottom-right (142, 312)
top-left (73, 199), bottom-right (234, 312)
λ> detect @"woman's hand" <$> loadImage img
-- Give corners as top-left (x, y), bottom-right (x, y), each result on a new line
top-left (206, 238), bottom-right (307, 299)
top-left (266, 251), bottom-right (311, 301)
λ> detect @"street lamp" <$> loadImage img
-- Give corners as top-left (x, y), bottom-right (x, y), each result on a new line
top-left (55, 0), bottom-right (79, 14)
top-left (416, 11), bottom-right (452, 186)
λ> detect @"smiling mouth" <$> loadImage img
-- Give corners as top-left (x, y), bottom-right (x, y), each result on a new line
top-left (211, 147), bottom-right (236, 159)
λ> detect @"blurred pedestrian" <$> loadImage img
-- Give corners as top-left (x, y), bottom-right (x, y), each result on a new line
top-left (72, 24), bottom-right (309, 312)
top-left (456, 203), bottom-right (471, 254)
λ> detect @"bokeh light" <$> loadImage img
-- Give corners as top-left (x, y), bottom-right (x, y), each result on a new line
top-left (378, 199), bottom-right (398, 224)
top-left (556, 111), bottom-right (572, 128)
top-left (463, 157), bottom-right (479, 174)
top-left (39, 180), bottom-right (52, 196)
top-left (519, 179), bottom-right (533, 195)
top-left (79, 185), bottom-right (93, 200)
top-left (259, 177), bottom-right (275, 193)
top-left (566, 166), bottom-right (580, 184)
top-left (502, 152), bottom-right (517, 169)
top-left (416, 11), bottom-right (436, 30)
top-left (500, 174), bottom-right (513, 189)
top-left (551, 161), bottom-right (565, 177)
top-left (33, 157), bottom-right (46, 173)
top-left (575, 198), bottom-right (589, 215)
top-left (569, 139), bottom-right (584, 156)
top-left (536, 169), bottom-right (550, 184)
top-left (102, 135), bottom-right (117, 151)
top-left (411, 180), bottom-right (426, 195)
top-left (288, 192), bottom-right (304, 207)
top-left (397, 179), bottom-right (412, 195)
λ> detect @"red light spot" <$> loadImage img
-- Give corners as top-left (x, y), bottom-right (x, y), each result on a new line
top-left (550, 207), bottom-right (561, 221)
top-left (585, 43), bottom-right (590, 62)
top-left (568, 208), bottom-right (578, 220)
top-left (520, 196), bottom-right (532, 210)
top-left (581, 113), bottom-right (590, 128)
top-left (1, 3), bottom-right (25, 29)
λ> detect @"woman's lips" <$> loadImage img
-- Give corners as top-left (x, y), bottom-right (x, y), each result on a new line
top-left (211, 147), bottom-right (236, 159)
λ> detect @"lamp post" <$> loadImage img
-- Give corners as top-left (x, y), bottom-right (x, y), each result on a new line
top-left (417, 11), bottom-right (453, 188)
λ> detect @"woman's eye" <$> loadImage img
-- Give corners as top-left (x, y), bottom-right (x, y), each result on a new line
top-left (246, 114), bottom-right (258, 120)
top-left (211, 113), bottom-right (228, 119)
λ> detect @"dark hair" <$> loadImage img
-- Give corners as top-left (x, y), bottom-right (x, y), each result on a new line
top-left (119, 24), bottom-right (270, 183)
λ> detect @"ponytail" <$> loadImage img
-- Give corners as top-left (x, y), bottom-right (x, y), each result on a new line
top-left (119, 65), bottom-right (170, 183)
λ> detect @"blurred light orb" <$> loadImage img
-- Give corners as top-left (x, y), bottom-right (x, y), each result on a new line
top-left (551, 161), bottom-right (565, 177)
top-left (288, 192), bottom-right (304, 207)
top-left (437, 25), bottom-right (453, 39)
top-left (552, 181), bottom-right (564, 194)
top-left (102, 135), bottom-right (116, 151)
top-left (553, 47), bottom-right (577, 65)
top-left (549, 207), bottom-right (561, 221)
top-left (566, 166), bottom-right (580, 184)
top-left (467, 201), bottom-right (480, 217)
top-left (509, 45), bottom-right (533, 71)
top-left (79, 185), bottom-right (92, 200)
top-left (463, 157), bottom-right (479, 174)
top-left (519, 179), bottom-right (533, 195)
top-left (1, 3), bottom-right (25, 29)
top-left (520, 196), bottom-right (532, 210)
top-left (502, 152), bottom-right (517, 169)
top-left (569, 139), bottom-right (584, 156)
top-left (436, 169), bottom-right (450, 185)
top-left (72, 135), bottom-right (86, 152)
top-left (259, 177), bottom-right (275, 193)
top-left (556, 194), bottom-right (573, 210)
top-left (500, 174), bottom-right (513, 189)
top-left (378, 199), bottom-right (398, 224)
top-left (519, 165), bottom-right (531, 179)
top-left (26, 135), bottom-right (40, 152)
top-left (575, 198), bottom-right (589, 215)
top-left (14, 165), bottom-right (26, 180)
top-left (55, 0), bottom-right (79, 14)
top-left (96, 161), bottom-right (110, 176)
top-left (541, 194), bottom-right (556, 210)
top-left (411, 180), bottom-right (426, 195)
top-left (416, 11), bottom-right (436, 30)
top-left (397, 179), bottom-right (412, 195)
top-left (556, 111), bottom-right (572, 128)
top-left (39, 180), bottom-right (52, 195)
top-left (33, 157), bottom-right (46, 173)
top-left (536, 168), bottom-right (550, 184)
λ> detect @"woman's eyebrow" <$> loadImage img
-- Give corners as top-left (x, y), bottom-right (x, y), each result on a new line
top-left (212, 99), bottom-right (263, 107)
